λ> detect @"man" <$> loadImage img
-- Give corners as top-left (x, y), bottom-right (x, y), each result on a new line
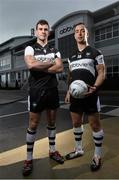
top-left (65, 22), bottom-right (105, 171)
top-left (23, 19), bottom-right (64, 176)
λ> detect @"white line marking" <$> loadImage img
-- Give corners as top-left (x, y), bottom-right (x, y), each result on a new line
top-left (0, 111), bottom-right (28, 119)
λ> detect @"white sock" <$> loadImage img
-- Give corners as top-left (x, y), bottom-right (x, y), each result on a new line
top-left (26, 128), bottom-right (36, 161)
top-left (93, 129), bottom-right (104, 157)
top-left (47, 126), bottom-right (56, 152)
top-left (74, 126), bottom-right (84, 151)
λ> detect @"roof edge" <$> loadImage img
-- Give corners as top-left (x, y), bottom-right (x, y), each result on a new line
top-left (52, 10), bottom-right (92, 29)
top-left (0, 35), bottom-right (34, 47)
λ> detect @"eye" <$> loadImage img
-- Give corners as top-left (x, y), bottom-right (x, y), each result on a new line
top-left (44, 28), bottom-right (48, 31)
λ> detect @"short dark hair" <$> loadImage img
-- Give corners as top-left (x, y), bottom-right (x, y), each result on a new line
top-left (36, 19), bottom-right (49, 30)
top-left (73, 22), bottom-right (86, 30)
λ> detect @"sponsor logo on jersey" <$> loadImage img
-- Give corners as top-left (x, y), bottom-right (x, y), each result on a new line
top-left (35, 48), bottom-right (41, 51)
top-left (86, 52), bottom-right (91, 57)
top-left (70, 59), bottom-right (95, 76)
top-left (77, 54), bottom-right (82, 59)
top-left (35, 53), bottom-right (55, 62)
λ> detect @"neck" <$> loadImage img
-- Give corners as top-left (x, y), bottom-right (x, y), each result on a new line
top-left (37, 39), bottom-right (47, 47)
top-left (77, 42), bottom-right (88, 52)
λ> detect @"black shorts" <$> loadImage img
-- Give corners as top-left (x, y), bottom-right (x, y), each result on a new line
top-left (28, 87), bottom-right (59, 113)
top-left (70, 93), bottom-right (101, 114)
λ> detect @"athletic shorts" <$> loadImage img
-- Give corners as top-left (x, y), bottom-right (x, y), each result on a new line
top-left (70, 93), bottom-right (101, 114)
top-left (28, 87), bottom-right (59, 113)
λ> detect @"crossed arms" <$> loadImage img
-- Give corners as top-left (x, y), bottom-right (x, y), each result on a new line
top-left (24, 55), bottom-right (63, 73)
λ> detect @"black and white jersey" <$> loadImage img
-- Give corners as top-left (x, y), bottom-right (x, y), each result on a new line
top-left (24, 42), bottom-right (61, 90)
top-left (68, 46), bottom-right (104, 86)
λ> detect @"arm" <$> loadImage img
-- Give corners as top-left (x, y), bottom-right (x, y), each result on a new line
top-left (94, 63), bottom-right (106, 88)
top-left (24, 55), bottom-right (54, 71)
top-left (47, 57), bottom-right (63, 73)
top-left (85, 63), bottom-right (106, 95)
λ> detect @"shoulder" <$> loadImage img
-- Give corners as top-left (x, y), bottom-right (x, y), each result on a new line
top-left (88, 46), bottom-right (102, 56)
top-left (24, 45), bottom-right (34, 56)
top-left (48, 46), bottom-right (61, 58)
top-left (88, 46), bottom-right (104, 64)
top-left (25, 45), bottom-right (34, 51)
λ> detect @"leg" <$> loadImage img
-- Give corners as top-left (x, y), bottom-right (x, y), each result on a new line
top-left (23, 112), bottom-right (41, 176)
top-left (65, 112), bottom-right (84, 160)
top-left (47, 109), bottom-right (57, 153)
top-left (88, 112), bottom-right (104, 171)
top-left (71, 112), bottom-right (84, 151)
top-left (27, 112), bottom-right (41, 160)
top-left (46, 109), bottom-right (64, 164)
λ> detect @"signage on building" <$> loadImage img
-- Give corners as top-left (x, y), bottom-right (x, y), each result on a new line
top-left (57, 18), bottom-right (83, 38)
top-left (59, 26), bottom-right (74, 35)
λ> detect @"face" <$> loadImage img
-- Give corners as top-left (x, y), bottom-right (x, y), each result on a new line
top-left (35, 24), bottom-right (49, 42)
top-left (74, 24), bottom-right (88, 44)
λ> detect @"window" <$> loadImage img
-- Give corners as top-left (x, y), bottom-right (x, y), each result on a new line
top-left (105, 55), bottom-right (119, 77)
top-left (95, 22), bottom-right (119, 42)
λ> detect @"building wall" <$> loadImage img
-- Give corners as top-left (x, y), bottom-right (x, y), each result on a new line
top-left (54, 12), bottom-right (94, 55)
top-left (0, 3), bottom-right (119, 90)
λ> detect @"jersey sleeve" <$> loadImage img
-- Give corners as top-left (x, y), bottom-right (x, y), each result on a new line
top-left (55, 51), bottom-right (61, 58)
top-left (95, 50), bottom-right (105, 65)
top-left (24, 46), bottom-right (34, 56)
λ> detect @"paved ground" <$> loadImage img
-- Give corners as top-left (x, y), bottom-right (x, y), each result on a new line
top-left (0, 90), bottom-right (27, 105)
top-left (0, 89), bottom-right (119, 179)
top-left (0, 116), bottom-right (119, 179)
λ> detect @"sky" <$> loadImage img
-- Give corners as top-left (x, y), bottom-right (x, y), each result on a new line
top-left (0, 0), bottom-right (118, 44)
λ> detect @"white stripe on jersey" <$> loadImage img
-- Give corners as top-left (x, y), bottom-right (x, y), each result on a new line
top-left (35, 53), bottom-right (55, 61)
top-left (95, 54), bottom-right (104, 64)
top-left (69, 58), bottom-right (95, 76)
top-left (56, 51), bottom-right (61, 58)
top-left (25, 46), bottom-right (34, 56)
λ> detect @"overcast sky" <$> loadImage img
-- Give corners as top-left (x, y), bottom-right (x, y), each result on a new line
top-left (0, 0), bottom-right (118, 44)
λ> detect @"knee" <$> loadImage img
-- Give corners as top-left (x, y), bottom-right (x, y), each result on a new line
top-left (29, 117), bottom-right (39, 130)
top-left (73, 121), bottom-right (82, 127)
top-left (90, 121), bottom-right (101, 131)
top-left (48, 120), bottom-right (55, 127)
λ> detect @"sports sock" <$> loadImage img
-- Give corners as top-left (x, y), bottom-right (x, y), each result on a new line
top-left (47, 126), bottom-right (56, 153)
top-left (26, 128), bottom-right (36, 161)
top-left (73, 126), bottom-right (83, 151)
top-left (93, 129), bottom-right (104, 157)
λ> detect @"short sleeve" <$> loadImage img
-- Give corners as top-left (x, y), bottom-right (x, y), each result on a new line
top-left (95, 50), bottom-right (105, 65)
top-left (24, 46), bottom-right (34, 56)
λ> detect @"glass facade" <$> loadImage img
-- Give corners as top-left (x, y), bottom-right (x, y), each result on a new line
top-left (104, 54), bottom-right (119, 77)
top-left (0, 54), bottom-right (11, 71)
top-left (95, 22), bottom-right (119, 42)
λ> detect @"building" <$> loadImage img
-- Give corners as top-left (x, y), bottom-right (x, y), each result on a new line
top-left (0, 36), bottom-right (34, 88)
top-left (0, 1), bottom-right (119, 90)
top-left (52, 1), bottom-right (119, 90)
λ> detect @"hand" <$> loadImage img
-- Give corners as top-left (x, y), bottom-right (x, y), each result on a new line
top-left (84, 85), bottom-right (97, 97)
